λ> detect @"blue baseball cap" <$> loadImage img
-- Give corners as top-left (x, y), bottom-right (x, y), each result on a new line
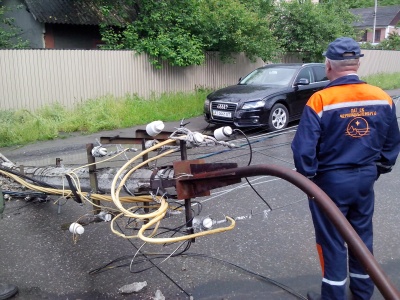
top-left (323, 37), bottom-right (364, 60)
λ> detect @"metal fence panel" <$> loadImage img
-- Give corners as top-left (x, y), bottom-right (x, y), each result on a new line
top-left (0, 50), bottom-right (265, 111)
top-left (0, 49), bottom-right (399, 111)
top-left (358, 49), bottom-right (400, 77)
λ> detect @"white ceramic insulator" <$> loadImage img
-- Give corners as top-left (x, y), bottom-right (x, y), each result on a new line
top-left (91, 146), bottom-right (107, 157)
top-left (214, 126), bottom-right (233, 141)
top-left (69, 222), bottom-right (84, 235)
top-left (146, 121), bottom-right (165, 137)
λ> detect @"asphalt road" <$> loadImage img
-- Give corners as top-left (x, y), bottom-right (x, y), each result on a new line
top-left (0, 92), bottom-right (400, 300)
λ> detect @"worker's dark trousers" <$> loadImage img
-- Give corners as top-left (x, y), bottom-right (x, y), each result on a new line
top-left (309, 166), bottom-right (376, 300)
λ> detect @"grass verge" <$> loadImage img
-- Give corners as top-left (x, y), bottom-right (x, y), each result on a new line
top-left (1, 72), bottom-right (399, 148)
top-left (360, 72), bottom-right (400, 90)
top-left (0, 89), bottom-right (210, 147)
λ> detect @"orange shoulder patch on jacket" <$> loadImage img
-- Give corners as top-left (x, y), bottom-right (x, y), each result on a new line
top-left (306, 92), bottom-right (324, 115)
top-left (306, 84), bottom-right (393, 115)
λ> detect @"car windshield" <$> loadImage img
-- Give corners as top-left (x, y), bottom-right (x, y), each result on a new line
top-left (239, 67), bottom-right (297, 86)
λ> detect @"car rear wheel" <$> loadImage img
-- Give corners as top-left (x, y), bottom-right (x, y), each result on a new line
top-left (268, 104), bottom-right (289, 130)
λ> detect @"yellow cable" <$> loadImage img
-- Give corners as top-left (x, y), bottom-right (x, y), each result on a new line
top-left (70, 147), bottom-right (130, 173)
top-left (110, 139), bottom-right (177, 219)
top-left (0, 170), bottom-right (158, 204)
top-left (1, 134), bottom-right (238, 244)
top-left (138, 215), bottom-right (236, 244)
top-left (110, 206), bottom-right (162, 239)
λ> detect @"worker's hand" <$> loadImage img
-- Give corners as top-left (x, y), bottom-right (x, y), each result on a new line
top-left (376, 162), bottom-right (393, 180)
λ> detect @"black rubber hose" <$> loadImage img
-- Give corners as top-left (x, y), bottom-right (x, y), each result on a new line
top-left (180, 164), bottom-right (400, 299)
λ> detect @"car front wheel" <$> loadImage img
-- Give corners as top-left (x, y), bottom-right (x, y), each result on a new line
top-left (268, 104), bottom-right (289, 130)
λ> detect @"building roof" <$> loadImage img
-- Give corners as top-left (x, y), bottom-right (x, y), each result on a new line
top-left (23, 0), bottom-right (136, 26)
top-left (350, 5), bottom-right (400, 28)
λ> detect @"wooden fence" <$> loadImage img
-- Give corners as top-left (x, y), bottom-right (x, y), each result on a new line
top-left (0, 49), bottom-right (399, 111)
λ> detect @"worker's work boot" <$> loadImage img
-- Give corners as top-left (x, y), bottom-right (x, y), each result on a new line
top-left (0, 283), bottom-right (18, 300)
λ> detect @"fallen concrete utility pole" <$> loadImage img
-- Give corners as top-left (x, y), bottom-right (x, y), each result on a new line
top-left (0, 160), bottom-right (153, 194)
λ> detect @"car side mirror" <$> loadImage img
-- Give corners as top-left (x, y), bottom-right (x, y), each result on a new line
top-left (238, 77), bottom-right (242, 83)
top-left (295, 78), bottom-right (310, 86)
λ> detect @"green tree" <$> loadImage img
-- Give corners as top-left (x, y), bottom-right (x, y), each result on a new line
top-left (377, 32), bottom-right (400, 50)
top-left (271, 0), bottom-right (357, 62)
top-left (194, 0), bottom-right (277, 62)
top-left (0, 5), bottom-right (28, 49)
top-left (100, 0), bottom-right (279, 68)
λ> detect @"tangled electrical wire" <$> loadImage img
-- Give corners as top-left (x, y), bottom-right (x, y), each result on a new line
top-left (0, 126), bottom-right (240, 245)
top-left (1, 126), bottom-right (302, 250)
top-left (0, 122), bottom-right (311, 300)
top-left (109, 127), bottom-right (238, 244)
top-left (88, 218), bottom-right (307, 300)
top-left (0, 124), bottom-right (297, 247)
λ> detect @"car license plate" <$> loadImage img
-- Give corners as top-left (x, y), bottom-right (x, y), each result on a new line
top-left (212, 110), bottom-right (232, 118)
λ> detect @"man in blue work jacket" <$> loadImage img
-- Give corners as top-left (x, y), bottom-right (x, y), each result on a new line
top-left (291, 37), bottom-right (400, 300)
